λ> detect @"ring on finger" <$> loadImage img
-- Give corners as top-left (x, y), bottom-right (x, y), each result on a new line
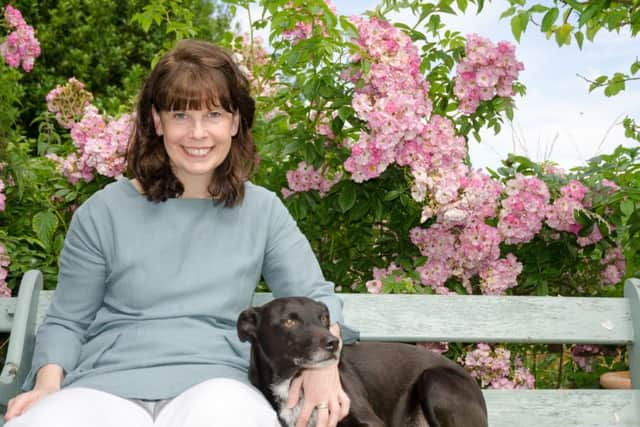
top-left (316, 402), bottom-right (329, 410)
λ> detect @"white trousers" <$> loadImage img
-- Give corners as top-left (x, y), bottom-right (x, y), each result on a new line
top-left (5, 378), bottom-right (280, 427)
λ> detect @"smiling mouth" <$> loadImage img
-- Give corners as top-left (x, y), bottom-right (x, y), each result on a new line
top-left (183, 146), bottom-right (213, 157)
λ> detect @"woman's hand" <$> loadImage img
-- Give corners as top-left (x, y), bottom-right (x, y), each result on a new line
top-left (4, 386), bottom-right (59, 421)
top-left (287, 324), bottom-right (350, 427)
top-left (5, 364), bottom-right (63, 421)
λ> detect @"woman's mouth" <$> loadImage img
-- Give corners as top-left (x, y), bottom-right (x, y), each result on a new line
top-left (183, 146), bottom-right (213, 158)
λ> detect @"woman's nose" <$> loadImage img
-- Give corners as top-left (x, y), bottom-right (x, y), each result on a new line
top-left (191, 120), bottom-right (207, 138)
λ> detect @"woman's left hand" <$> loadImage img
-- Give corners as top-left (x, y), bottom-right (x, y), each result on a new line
top-left (287, 325), bottom-right (350, 427)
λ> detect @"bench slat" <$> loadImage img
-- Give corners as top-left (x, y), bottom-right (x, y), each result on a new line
top-left (0, 299), bottom-right (16, 334)
top-left (484, 389), bottom-right (640, 426)
top-left (252, 293), bottom-right (633, 344)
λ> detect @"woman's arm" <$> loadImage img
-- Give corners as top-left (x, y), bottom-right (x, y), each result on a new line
top-left (261, 195), bottom-right (350, 427)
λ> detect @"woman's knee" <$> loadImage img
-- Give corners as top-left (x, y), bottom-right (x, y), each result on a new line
top-left (157, 378), bottom-right (279, 426)
top-left (5, 387), bottom-right (152, 427)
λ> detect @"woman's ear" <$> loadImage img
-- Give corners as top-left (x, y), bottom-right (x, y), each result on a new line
top-left (152, 106), bottom-right (164, 136)
top-left (231, 111), bottom-right (240, 137)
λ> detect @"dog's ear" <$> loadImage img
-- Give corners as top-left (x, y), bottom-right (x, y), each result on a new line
top-left (237, 307), bottom-right (260, 343)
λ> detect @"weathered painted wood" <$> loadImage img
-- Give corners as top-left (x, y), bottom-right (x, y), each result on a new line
top-left (484, 389), bottom-right (640, 426)
top-left (2, 273), bottom-right (638, 427)
top-left (0, 269), bottom-right (42, 413)
top-left (625, 278), bottom-right (640, 388)
top-left (252, 293), bottom-right (633, 344)
top-left (0, 298), bottom-right (16, 333)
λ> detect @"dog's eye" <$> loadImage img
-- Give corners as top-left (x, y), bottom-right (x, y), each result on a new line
top-left (282, 318), bottom-right (299, 328)
top-left (320, 314), bottom-right (329, 327)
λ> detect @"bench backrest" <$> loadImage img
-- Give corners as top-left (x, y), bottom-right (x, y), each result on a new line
top-left (5, 271), bottom-right (640, 390)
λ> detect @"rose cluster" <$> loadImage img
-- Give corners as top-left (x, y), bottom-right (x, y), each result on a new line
top-left (453, 33), bottom-right (523, 115)
top-left (364, 262), bottom-right (408, 294)
top-left (344, 16), bottom-right (438, 183)
top-left (46, 77), bottom-right (94, 129)
top-left (409, 170), bottom-right (523, 296)
top-left (461, 343), bottom-right (535, 389)
top-left (498, 174), bottom-right (550, 244)
top-left (280, 0), bottom-right (336, 44)
top-left (48, 103), bottom-right (134, 183)
top-left (545, 179), bottom-right (606, 247)
top-left (0, 5), bottom-right (41, 72)
top-left (600, 246), bottom-right (626, 286)
top-left (281, 161), bottom-right (341, 199)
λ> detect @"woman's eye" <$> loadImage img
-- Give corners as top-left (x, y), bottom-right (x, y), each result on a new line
top-left (173, 112), bottom-right (187, 120)
top-left (207, 111), bottom-right (222, 119)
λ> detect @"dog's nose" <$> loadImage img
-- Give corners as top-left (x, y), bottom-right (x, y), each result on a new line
top-left (324, 335), bottom-right (339, 353)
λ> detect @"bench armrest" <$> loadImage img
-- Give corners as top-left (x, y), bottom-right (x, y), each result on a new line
top-left (625, 277), bottom-right (640, 389)
top-left (0, 270), bottom-right (43, 402)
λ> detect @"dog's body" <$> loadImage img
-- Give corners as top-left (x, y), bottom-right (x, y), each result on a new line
top-left (237, 297), bottom-right (488, 427)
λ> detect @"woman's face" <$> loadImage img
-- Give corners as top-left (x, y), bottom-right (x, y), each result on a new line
top-left (152, 106), bottom-right (240, 187)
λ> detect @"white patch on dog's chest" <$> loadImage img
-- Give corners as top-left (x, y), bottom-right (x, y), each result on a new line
top-left (271, 378), bottom-right (317, 427)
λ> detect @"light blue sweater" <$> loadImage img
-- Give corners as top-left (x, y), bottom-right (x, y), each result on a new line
top-left (24, 178), bottom-right (345, 399)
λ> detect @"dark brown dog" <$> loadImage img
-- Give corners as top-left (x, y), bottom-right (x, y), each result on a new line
top-left (237, 296), bottom-right (488, 427)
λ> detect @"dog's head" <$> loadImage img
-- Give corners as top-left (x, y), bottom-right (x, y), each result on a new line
top-left (237, 297), bottom-right (340, 372)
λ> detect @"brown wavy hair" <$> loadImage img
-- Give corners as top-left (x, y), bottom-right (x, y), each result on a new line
top-left (127, 39), bottom-right (257, 206)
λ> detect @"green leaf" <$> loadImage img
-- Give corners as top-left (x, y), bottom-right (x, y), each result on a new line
top-left (583, 23), bottom-right (595, 41)
top-left (579, 1), bottom-right (605, 27)
top-left (338, 183), bottom-right (357, 213)
top-left (574, 31), bottom-right (584, 49)
top-left (574, 209), bottom-right (591, 226)
top-left (604, 75), bottom-right (626, 96)
top-left (631, 61), bottom-right (640, 76)
top-left (541, 7), bottom-right (559, 32)
top-left (620, 199), bottom-right (635, 217)
top-left (383, 189), bottom-right (404, 201)
top-left (589, 75), bottom-right (608, 92)
top-left (555, 23), bottom-right (573, 46)
top-left (528, 5), bottom-right (548, 14)
top-left (500, 6), bottom-right (516, 19)
top-left (505, 105), bottom-right (514, 121)
top-left (564, 0), bottom-right (583, 10)
top-left (510, 14), bottom-right (524, 42)
top-left (32, 211), bottom-right (59, 250)
top-left (456, 0), bottom-right (468, 13)
top-left (283, 141), bottom-right (303, 155)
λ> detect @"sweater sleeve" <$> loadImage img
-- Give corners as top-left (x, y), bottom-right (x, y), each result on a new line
top-left (22, 201), bottom-right (107, 391)
top-left (261, 195), bottom-right (345, 326)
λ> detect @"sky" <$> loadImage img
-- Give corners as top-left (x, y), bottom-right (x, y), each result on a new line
top-left (234, 1), bottom-right (639, 171)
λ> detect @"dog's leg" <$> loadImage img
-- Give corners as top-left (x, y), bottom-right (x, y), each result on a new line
top-left (414, 367), bottom-right (488, 427)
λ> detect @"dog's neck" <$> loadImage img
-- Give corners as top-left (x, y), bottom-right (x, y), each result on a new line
top-left (249, 342), bottom-right (301, 404)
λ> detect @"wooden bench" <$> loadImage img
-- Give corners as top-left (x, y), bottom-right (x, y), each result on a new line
top-left (0, 269), bottom-right (639, 426)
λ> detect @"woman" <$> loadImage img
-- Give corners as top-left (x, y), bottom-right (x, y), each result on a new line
top-left (5, 39), bottom-right (350, 427)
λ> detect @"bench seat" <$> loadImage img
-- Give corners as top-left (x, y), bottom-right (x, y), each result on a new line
top-left (483, 389), bottom-right (640, 426)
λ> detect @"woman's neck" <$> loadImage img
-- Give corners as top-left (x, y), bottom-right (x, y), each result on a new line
top-left (130, 177), bottom-right (213, 199)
